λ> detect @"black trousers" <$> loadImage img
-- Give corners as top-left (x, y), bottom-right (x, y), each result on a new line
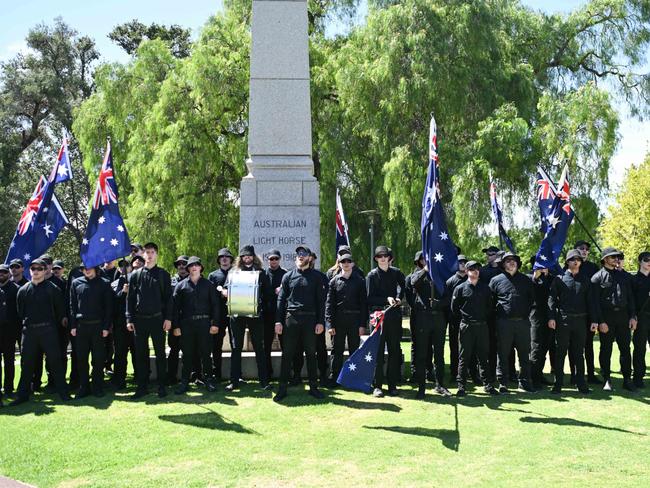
top-left (374, 310), bottom-right (402, 390)
top-left (410, 313), bottom-right (434, 380)
top-left (134, 316), bottom-right (167, 390)
top-left (69, 332), bottom-right (79, 386)
top-left (448, 318), bottom-right (459, 380)
top-left (17, 325), bottom-right (67, 399)
top-left (113, 321), bottom-right (136, 384)
top-left (0, 325), bottom-right (18, 393)
top-left (633, 313), bottom-right (649, 382)
top-left (180, 319), bottom-right (212, 383)
top-left (32, 325), bottom-right (69, 388)
top-left (279, 313), bottom-right (318, 387)
top-left (413, 310), bottom-right (446, 387)
top-left (598, 310), bottom-right (632, 380)
top-left (530, 318), bottom-right (554, 382)
top-left (167, 331), bottom-right (181, 381)
top-left (263, 311), bottom-right (277, 378)
top-left (457, 321), bottom-right (490, 387)
top-left (554, 316), bottom-right (587, 388)
top-left (211, 321), bottom-right (227, 380)
top-left (487, 318), bottom-right (498, 382)
top-left (496, 318), bottom-right (531, 385)
top-left (330, 313), bottom-right (362, 380)
top-left (316, 331), bottom-right (328, 380)
top-left (104, 331), bottom-right (114, 370)
top-left (569, 318), bottom-right (596, 378)
top-left (230, 316), bottom-right (268, 384)
top-left (75, 323), bottom-right (106, 390)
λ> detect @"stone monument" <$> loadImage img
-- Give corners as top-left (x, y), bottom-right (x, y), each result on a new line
top-left (239, 0), bottom-right (320, 269)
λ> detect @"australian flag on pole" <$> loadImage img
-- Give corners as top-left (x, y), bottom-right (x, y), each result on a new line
top-left (337, 310), bottom-right (386, 393)
top-left (536, 166), bottom-right (557, 235)
top-left (53, 131), bottom-right (73, 184)
top-left (335, 188), bottom-right (350, 254)
top-left (80, 140), bottom-right (131, 268)
top-left (421, 115), bottom-right (458, 295)
top-left (489, 179), bottom-right (516, 253)
top-left (533, 165), bottom-right (573, 273)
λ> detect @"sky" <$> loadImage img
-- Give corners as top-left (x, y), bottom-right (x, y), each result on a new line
top-left (1, 0), bottom-right (648, 198)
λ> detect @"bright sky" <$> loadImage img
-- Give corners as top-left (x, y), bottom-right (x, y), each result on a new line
top-left (1, 0), bottom-right (648, 194)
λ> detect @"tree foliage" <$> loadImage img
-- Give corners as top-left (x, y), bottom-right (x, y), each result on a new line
top-left (108, 20), bottom-right (193, 58)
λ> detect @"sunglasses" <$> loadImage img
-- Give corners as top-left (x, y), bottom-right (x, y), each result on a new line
top-left (30, 266), bottom-right (45, 272)
top-left (577, 247), bottom-right (589, 251)
top-left (268, 257), bottom-right (280, 261)
top-left (296, 251), bottom-right (310, 257)
top-left (567, 258), bottom-right (580, 263)
top-left (9, 265), bottom-right (22, 269)
top-left (642, 257), bottom-right (650, 263)
top-left (0, 270), bottom-right (9, 274)
top-left (376, 254), bottom-right (389, 259)
top-left (340, 259), bottom-right (352, 264)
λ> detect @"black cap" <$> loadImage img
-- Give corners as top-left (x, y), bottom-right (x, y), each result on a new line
top-left (30, 258), bottom-right (47, 267)
top-left (239, 245), bottom-right (255, 257)
top-left (186, 256), bottom-right (203, 271)
top-left (130, 255), bottom-right (145, 265)
top-left (9, 259), bottom-right (24, 267)
top-left (174, 255), bottom-right (189, 266)
top-left (217, 248), bottom-right (234, 259)
top-left (295, 245), bottom-right (312, 255)
top-left (501, 252), bottom-right (522, 267)
top-left (337, 245), bottom-right (351, 256)
top-left (565, 249), bottom-right (584, 263)
top-left (638, 251), bottom-right (650, 262)
top-left (374, 245), bottom-right (391, 258)
top-left (457, 254), bottom-right (468, 263)
top-left (339, 253), bottom-right (353, 262)
top-left (600, 246), bottom-right (623, 261)
top-left (465, 260), bottom-right (480, 270)
top-left (482, 246), bottom-right (500, 253)
top-left (413, 251), bottom-right (424, 264)
top-left (574, 240), bottom-right (591, 249)
top-left (39, 254), bottom-right (53, 265)
top-left (267, 249), bottom-right (281, 258)
top-left (0, 264), bottom-right (9, 272)
top-left (117, 258), bottom-right (128, 268)
top-left (52, 259), bottom-right (64, 269)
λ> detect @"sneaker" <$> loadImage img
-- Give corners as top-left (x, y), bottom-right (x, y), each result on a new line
top-left (76, 387), bottom-right (91, 399)
top-left (498, 384), bottom-right (509, 394)
top-left (175, 383), bottom-right (190, 395)
top-left (551, 385), bottom-right (562, 394)
top-left (206, 379), bottom-right (218, 392)
top-left (603, 380), bottom-right (613, 392)
top-left (633, 379), bottom-right (645, 389)
top-left (157, 386), bottom-right (168, 398)
top-left (434, 385), bottom-right (451, 397)
top-left (273, 386), bottom-right (288, 402)
top-left (372, 388), bottom-right (384, 398)
top-left (261, 383), bottom-right (273, 392)
top-left (225, 382), bottom-right (239, 392)
top-left (415, 387), bottom-right (425, 400)
top-left (456, 387), bottom-right (466, 397)
top-left (622, 379), bottom-right (636, 392)
top-left (587, 375), bottom-right (603, 385)
top-left (518, 382), bottom-right (536, 393)
top-left (387, 388), bottom-right (399, 397)
top-left (308, 388), bottom-right (325, 400)
top-left (577, 384), bottom-right (591, 394)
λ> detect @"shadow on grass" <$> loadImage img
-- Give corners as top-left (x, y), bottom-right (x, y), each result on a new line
top-left (158, 405), bottom-right (258, 434)
top-left (0, 399), bottom-right (55, 416)
top-left (519, 415), bottom-right (645, 435)
top-left (274, 389), bottom-right (402, 411)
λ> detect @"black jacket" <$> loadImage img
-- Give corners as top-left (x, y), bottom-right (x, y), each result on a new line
top-left (451, 280), bottom-right (492, 323)
top-left (406, 268), bottom-right (447, 313)
top-left (590, 267), bottom-right (636, 322)
top-left (325, 273), bottom-right (368, 328)
top-left (173, 276), bottom-right (220, 327)
top-left (632, 271), bottom-right (650, 316)
top-left (69, 275), bottom-right (113, 331)
top-left (276, 268), bottom-right (325, 325)
top-left (264, 266), bottom-right (287, 314)
top-left (0, 280), bottom-right (19, 327)
top-left (126, 265), bottom-right (173, 321)
top-left (530, 272), bottom-right (552, 327)
top-left (548, 270), bottom-right (595, 323)
top-left (208, 267), bottom-right (230, 326)
top-left (489, 272), bottom-right (534, 319)
top-left (16, 280), bottom-right (65, 327)
top-left (366, 266), bottom-right (405, 312)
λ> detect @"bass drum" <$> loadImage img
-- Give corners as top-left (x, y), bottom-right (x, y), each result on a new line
top-left (227, 270), bottom-right (260, 318)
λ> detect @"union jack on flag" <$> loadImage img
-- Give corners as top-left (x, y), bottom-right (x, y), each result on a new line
top-left (335, 188), bottom-right (350, 254)
top-left (536, 166), bottom-right (558, 234)
top-left (92, 141), bottom-right (118, 209)
top-left (17, 176), bottom-right (47, 236)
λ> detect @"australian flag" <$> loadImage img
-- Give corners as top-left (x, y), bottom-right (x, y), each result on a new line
top-left (536, 166), bottom-right (557, 234)
top-left (421, 115), bottom-right (458, 295)
top-left (489, 179), bottom-right (516, 253)
top-left (337, 310), bottom-right (386, 393)
top-left (53, 131), bottom-right (73, 184)
top-left (533, 166), bottom-right (573, 273)
top-left (80, 140), bottom-right (131, 268)
top-left (335, 188), bottom-right (350, 254)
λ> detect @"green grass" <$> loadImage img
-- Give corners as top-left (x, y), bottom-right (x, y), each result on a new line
top-left (1, 334), bottom-right (649, 488)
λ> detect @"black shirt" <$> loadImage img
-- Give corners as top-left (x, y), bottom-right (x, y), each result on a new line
top-left (16, 280), bottom-right (65, 327)
top-left (101, 267), bottom-right (119, 283)
top-left (590, 267), bottom-right (636, 321)
top-left (173, 276), bottom-right (220, 327)
top-left (276, 268), bottom-right (325, 325)
top-left (0, 280), bottom-right (19, 326)
top-left (548, 270), bottom-right (595, 322)
top-left (489, 272), bottom-right (534, 319)
top-left (406, 268), bottom-right (447, 313)
top-left (265, 266), bottom-right (287, 314)
top-left (577, 260), bottom-right (599, 281)
top-left (530, 272), bottom-right (552, 325)
top-left (479, 265), bottom-right (501, 284)
top-left (325, 273), bottom-right (368, 327)
top-left (366, 266), bottom-right (405, 311)
top-left (69, 275), bottom-right (113, 331)
top-left (12, 276), bottom-right (28, 287)
top-left (47, 274), bottom-right (66, 291)
top-left (632, 271), bottom-right (650, 316)
top-left (451, 280), bottom-right (492, 323)
top-left (111, 274), bottom-right (129, 326)
top-left (126, 265), bottom-right (173, 321)
top-left (208, 267), bottom-right (230, 326)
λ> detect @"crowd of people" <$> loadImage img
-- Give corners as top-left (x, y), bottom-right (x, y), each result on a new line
top-left (0, 239), bottom-right (648, 407)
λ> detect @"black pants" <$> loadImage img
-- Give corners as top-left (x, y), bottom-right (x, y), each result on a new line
top-left (167, 331), bottom-right (181, 381)
top-left (104, 331), bottom-right (114, 371)
top-left (448, 318), bottom-right (459, 380)
top-left (374, 310), bottom-right (402, 390)
top-left (413, 310), bottom-right (446, 387)
top-left (569, 318), bottom-right (596, 378)
top-left (530, 317), bottom-right (554, 382)
top-left (113, 321), bottom-right (136, 384)
top-left (330, 313), bottom-right (362, 380)
top-left (316, 331), bottom-right (328, 381)
top-left (457, 321), bottom-right (490, 387)
top-left (75, 323), bottom-right (106, 390)
top-left (69, 332), bottom-right (79, 386)
top-left (17, 325), bottom-right (67, 399)
top-left (410, 312), bottom-right (434, 381)
top-left (0, 325), bottom-right (18, 393)
top-left (263, 311), bottom-right (277, 378)
top-left (554, 316), bottom-right (587, 388)
top-left (134, 316), bottom-right (167, 390)
top-left (279, 313), bottom-right (318, 387)
top-left (487, 318), bottom-right (498, 382)
top-left (496, 318), bottom-right (531, 385)
top-left (599, 310), bottom-right (632, 380)
top-left (633, 313), bottom-right (649, 382)
top-left (211, 322), bottom-right (227, 380)
top-left (180, 319), bottom-right (212, 383)
top-left (230, 316), bottom-right (268, 384)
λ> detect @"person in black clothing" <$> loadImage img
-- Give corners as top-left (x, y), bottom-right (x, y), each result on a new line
top-left (366, 245), bottom-right (405, 398)
top-left (223, 245), bottom-right (273, 392)
top-left (310, 252), bottom-right (330, 386)
top-left (69, 265), bottom-right (113, 398)
top-left (407, 251), bottom-right (450, 399)
top-left (65, 265), bottom-right (84, 390)
top-left (100, 260), bottom-right (119, 375)
top-left (452, 261), bottom-right (499, 397)
top-left (207, 248), bottom-right (234, 382)
top-left (9, 259), bottom-right (28, 287)
top-left (631, 251), bottom-right (650, 388)
top-left (273, 246), bottom-right (326, 402)
top-left (166, 255), bottom-right (189, 385)
top-left (126, 242), bottom-right (173, 399)
top-left (489, 252), bottom-right (535, 392)
top-left (0, 264), bottom-right (20, 397)
top-left (529, 258), bottom-right (554, 389)
top-left (406, 253), bottom-right (432, 385)
top-left (326, 253), bottom-right (367, 386)
top-left (326, 245), bottom-right (366, 281)
top-left (263, 249), bottom-right (286, 379)
top-left (111, 256), bottom-right (142, 390)
top-left (10, 259), bottom-right (70, 406)
top-left (480, 246), bottom-right (501, 382)
top-left (445, 255), bottom-right (468, 383)
top-left (547, 250), bottom-right (597, 394)
top-left (172, 257), bottom-right (220, 394)
top-left (591, 247), bottom-right (637, 391)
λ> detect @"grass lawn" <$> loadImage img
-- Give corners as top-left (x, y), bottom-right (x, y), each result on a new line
top-left (0, 332), bottom-right (648, 488)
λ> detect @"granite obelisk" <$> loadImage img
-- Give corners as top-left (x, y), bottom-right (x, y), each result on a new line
top-left (239, 0), bottom-right (320, 269)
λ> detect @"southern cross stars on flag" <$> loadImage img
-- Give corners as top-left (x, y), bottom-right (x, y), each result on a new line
top-left (335, 188), bottom-right (350, 254)
top-left (421, 114), bottom-right (458, 295)
top-left (53, 131), bottom-right (73, 184)
top-left (489, 178), bottom-right (516, 253)
top-left (80, 139), bottom-right (131, 268)
top-left (536, 166), bottom-right (557, 234)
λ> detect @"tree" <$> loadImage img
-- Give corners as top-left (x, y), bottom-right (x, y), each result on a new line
top-left (599, 153), bottom-right (650, 264)
top-left (108, 20), bottom-right (193, 58)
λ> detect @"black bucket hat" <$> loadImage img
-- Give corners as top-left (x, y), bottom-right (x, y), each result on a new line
top-left (174, 255), bottom-right (189, 267)
top-left (186, 256), bottom-right (204, 272)
top-left (600, 247), bottom-right (623, 262)
top-left (239, 245), bottom-right (255, 257)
